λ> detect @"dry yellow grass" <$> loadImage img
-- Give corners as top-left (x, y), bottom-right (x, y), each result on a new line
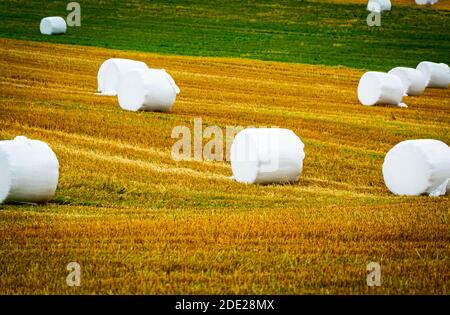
top-left (318, 0), bottom-right (450, 10)
top-left (0, 38), bottom-right (449, 294)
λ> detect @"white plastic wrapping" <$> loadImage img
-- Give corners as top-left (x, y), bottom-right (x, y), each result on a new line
top-left (0, 136), bottom-right (59, 204)
top-left (357, 72), bottom-right (406, 107)
top-left (230, 128), bottom-right (305, 184)
top-left (382, 139), bottom-right (450, 196)
top-left (415, 0), bottom-right (439, 5)
top-left (416, 61), bottom-right (450, 89)
top-left (388, 67), bottom-right (428, 96)
top-left (97, 58), bottom-right (148, 96)
top-left (40, 17), bottom-right (67, 35)
top-left (367, 0), bottom-right (391, 12)
top-left (117, 68), bottom-right (180, 112)
top-left (367, 1), bottom-right (381, 12)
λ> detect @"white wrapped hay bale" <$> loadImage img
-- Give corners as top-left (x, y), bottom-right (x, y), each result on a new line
top-left (40, 17), bottom-right (67, 35)
top-left (416, 61), bottom-right (450, 89)
top-left (415, 0), bottom-right (439, 5)
top-left (367, 0), bottom-right (391, 12)
top-left (117, 68), bottom-right (180, 112)
top-left (367, 1), bottom-right (381, 12)
top-left (230, 128), bottom-right (305, 184)
top-left (382, 139), bottom-right (450, 196)
top-left (357, 72), bottom-right (406, 107)
top-left (388, 67), bottom-right (428, 96)
top-left (97, 58), bottom-right (148, 96)
top-left (0, 136), bottom-right (59, 204)
top-left (379, 0), bottom-right (392, 11)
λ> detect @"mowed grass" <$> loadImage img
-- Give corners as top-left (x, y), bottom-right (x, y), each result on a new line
top-left (322, 0), bottom-right (450, 11)
top-left (0, 38), bottom-right (449, 294)
top-left (0, 0), bottom-right (449, 70)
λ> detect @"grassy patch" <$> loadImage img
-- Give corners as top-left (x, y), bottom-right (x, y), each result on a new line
top-left (0, 0), bottom-right (449, 70)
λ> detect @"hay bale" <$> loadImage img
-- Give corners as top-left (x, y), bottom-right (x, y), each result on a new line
top-left (367, 0), bottom-right (391, 12)
top-left (383, 139), bottom-right (450, 196)
top-left (0, 136), bottom-right (59, 204)
top-left (357, 71), bottom-right (406, 107)
top-left (388, 67), bottom-right (428, 96)
top-left (40, 17), bottom-right (67, 35)
top-left (97, 58), bottom-right (148, 96)
top-left (415, 0), bottom-right (439, 5)
top-left (117, 68), bottom-right (180, 112)
top-left (230, 128), bottom-right (305, 184)
top-left (367, 0), bottom-right (381, 12)
top-left (416, 61), bottom-right (450, 89)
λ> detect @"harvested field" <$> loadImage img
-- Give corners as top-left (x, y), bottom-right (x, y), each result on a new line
top-left (0, 38), bottom-right (448, 294)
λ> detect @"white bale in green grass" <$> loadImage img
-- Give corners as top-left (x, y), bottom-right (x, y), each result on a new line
top-left (230, 128), bottom-right (305, 184)
top-left (383, 139), bottom-right (450, 196)
top-left (97, 58), bottom-right (148, 96)
top-left (0, 136), bottom-right (59, 204)
top-left (415, 0), bottom-right (439, 5)
top-left (40, 17), bottom-right (67, 35)
top-left (117, 68), bottom-right (180, 112)
top-left (388, 67), bottom-right (428, 96)
top-left (416, 61), bottom-right (450, 89)
top-left (367, 0), bottom-right (391, 12)
top-left (357, 71), bottom-right (406, 107)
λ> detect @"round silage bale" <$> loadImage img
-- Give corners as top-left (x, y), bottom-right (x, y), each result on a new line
top-left (0, 136), bottom-right (59, 204)
top-left (357, 72), bottom-right (405, 106)
top-left (416, 61), bottom-right (450, 89)
top-left (367, 1), bottom-right (381, 12)
top-left (117, 68), bottom-right (180, 112)
top-left (388, 67), bottom-right (428, 96)
top-left (97, 58), bottom-right (148, 96)
top-left (367, 0), bottom-right (391, 12)
top-left (415, 0), bottom-right (439, 5)
top-left (378, 0), bottom-right (391, 11)
top-left (40, 17), bottom-right (67, 35)
top-left (382, 139), bottom-right (450, 196)
top-left (230, 128), bottom-right (305, 184)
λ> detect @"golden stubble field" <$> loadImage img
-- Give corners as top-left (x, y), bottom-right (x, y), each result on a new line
top-left (0, 38), bottom-right (449, 294)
